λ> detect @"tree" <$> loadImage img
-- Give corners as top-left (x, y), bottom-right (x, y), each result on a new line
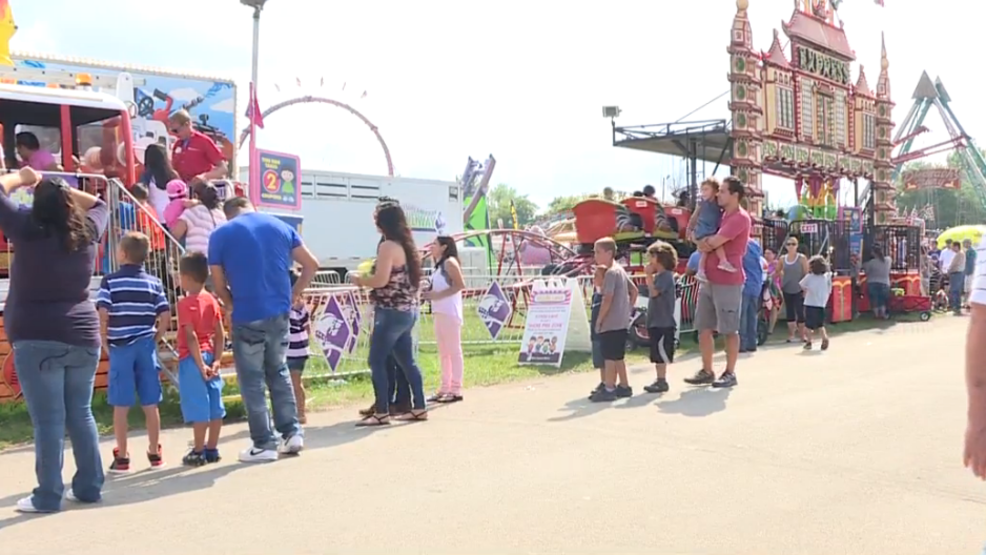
top-left (895, 151), bottom-right (986, 229)
top-left (487, 183), bottom-right (538, 228)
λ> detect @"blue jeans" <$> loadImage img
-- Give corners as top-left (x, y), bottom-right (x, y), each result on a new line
top-left (739, 293), bottom-right (760, 351)
top-left (388, 356), bottom-right (411, 407)
top-left (949, 272), bottom-right (965, 311)
top-left (368, 308), bottom-right (426, 414)
top-left (231, 314), bottom-right (301, 450)
top-left (13, 340), bottom-right (103, 511)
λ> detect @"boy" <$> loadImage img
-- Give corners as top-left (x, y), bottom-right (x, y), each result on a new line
top-left (588, 265), bottom-right (606, 398)
top-left (96, 231), bottom-right (172, 473)
top-left (177, 252), bottom-right (226, 466)
top-left (687, 178), bottom-right (735, 281)
top-left (643, 241), bottom-right (678, 393)
top-left (800, 255), bottom-right (833, 351)
top-left (589, 238), bottom-right (637, 403)
top-left (287, 270), bottom-right (311, 424)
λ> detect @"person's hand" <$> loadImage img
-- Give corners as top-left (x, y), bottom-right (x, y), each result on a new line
top-left (182, 198), bottom-right (201, 208)
top-left (353, 275), bottom-right (366, 288)
top-left (421, 290), bottom-right (433, 301)
top-left (199, 363), bottom-right (212, 380)
top-left (211, 360), bottom-right (222, 378)
top-left (965, 418), bottom-right (986, 479)
top-left (189, 174), bottom-right (207, 186)
top-left (17, 167), bottom-right (41, 188)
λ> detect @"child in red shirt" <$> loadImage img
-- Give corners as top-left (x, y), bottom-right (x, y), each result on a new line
top-left (176, 252), bottom-right (226, 466)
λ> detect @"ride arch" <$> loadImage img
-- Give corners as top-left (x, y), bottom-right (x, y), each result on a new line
top-left (238, 95), bottom-right (394, 176)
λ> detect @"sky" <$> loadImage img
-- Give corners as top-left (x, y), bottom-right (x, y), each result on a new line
top-left (9, 0), bottom-right (980, 211)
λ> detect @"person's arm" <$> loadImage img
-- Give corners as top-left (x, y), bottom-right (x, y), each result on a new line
top-left (800, 255), bottom-right (810, 276)
top-left (0, 168), bottom-right (40, 236)
top-left (965, 242), bottom-right (986, 478)
top-left (171, 218), bottom-right (189, 240)
top-left (95, 275), bottom-right (112, 353)
top-left (627, 274), bottom-right (638, 307)
top-left (701, 212), bottom-right (747, 251)
top-left (645, 265), bottom-right (660, 297)
top-left (799, 274), bottom-right (810, 292)
top-left (195, 142), bottom-right (228, 183)
top-left (290, 234), bottom-right (319, 301)
top-left (180, 301), bottom-right (209, 378)
top-left (428, 258), bottom-right (466, 301)
top-left (596, 271), bottom-right (616, 331)
top-left (208, 231), bottom-right (233, 309)
top-left (153, 282), bottom-right (171, 344)
top-left (211, 309), bottom-right (226, 376)
top-left (358, 242), bottom-right (398, 289)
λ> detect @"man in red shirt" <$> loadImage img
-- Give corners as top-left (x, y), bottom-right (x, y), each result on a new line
top-left (168, 110), bottom-right (228, 185)
top-left (685, 176), bottom-right (751, 389)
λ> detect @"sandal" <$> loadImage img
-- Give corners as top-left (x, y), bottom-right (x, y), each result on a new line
top-left (427, 393), bottom-right (448, 403)
top-left (396, 409), bottom-right (428, 422)
top-left (356, 414), bottom-right (391, 427)
top-left (436, 394), bottom-right (463, 404)
top-left (390, 403), bottom-right (412, 416)
top-left (358, 404), bottom-right (375, 417)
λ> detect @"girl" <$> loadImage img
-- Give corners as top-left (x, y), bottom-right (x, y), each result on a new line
top-left (139, 144), bottom-right (180, 223)
top-left (763, 247), bottom-right (783, 334)
top-left (423, 236), bottom-right (466, 403)
top-left (287, 270), bottom-right (311, 424)
top-left (779, 237), bottom-right (809, 342)
top-left (800, 255), bottom-right (833, 351)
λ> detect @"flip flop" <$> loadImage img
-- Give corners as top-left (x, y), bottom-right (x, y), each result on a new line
top-left (356, 414), bottom-right (391, 427)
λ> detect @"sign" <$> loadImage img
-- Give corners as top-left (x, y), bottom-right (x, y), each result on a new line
top-left (518, 278), bottom-right (591, 367)
top-left (902, 168), bottom-right (960, 191)
top-left (795, 45), bottom-right (850, 85)
top-left (343, 291), bottom-right (362, 354)
top-left (800, 223), bottom-right (819, 233)
top-left (404, 203), bottom-right (447, 234)
top-left (312, 296), bottom-right (351, 374)
top-left (477, 281), bottom-right (511, 340)
top-left (252, 149), bottom-right (302, 210)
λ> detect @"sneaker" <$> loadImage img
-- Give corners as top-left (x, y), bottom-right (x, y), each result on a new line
top-left (821, 338), bottom-right (829, 351)
top-left (182, 450), bottom-right (207, 467)
top-left (684, 369), bottom-right (716, 385)
top-left (803, 341), bottom-right (812, 351)
top-left (204, 449), bottom-right (222, 464)
top-left (65, 489), bottom-right (79, 503)
top-left (15, 496), bottom-right (44, 514)
top-left (239, 447), bottom-right (279, 463)
top-left (278, 434), bottom-right (305, 455)
top-left (712, 371), bottom-right (738, 388)
top-left (643, 379), bottom-right (670, 394)
top-left (588, 382), bottom-right (605, 399)
top-left (718, 261), bottom-right (738, 273)
top-left (108, 448), bottom-right (131, 474)
top-left (588, 388), bottom-right (618, 403)
top-left (615, 385), bottom-right (633, 398)
top-left (147, 445), bottom-right (165, 469)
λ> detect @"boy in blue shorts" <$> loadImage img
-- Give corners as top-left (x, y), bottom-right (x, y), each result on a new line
top-left (97, 231), bottom-right (171, 473)
top-left (176, 252), bottom-right (226, 466)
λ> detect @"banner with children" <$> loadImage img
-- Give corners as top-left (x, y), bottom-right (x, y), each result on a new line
top-left (313, 296), bottom-right (352, 374)
top-left (518, 278), bottom-right (590, 367)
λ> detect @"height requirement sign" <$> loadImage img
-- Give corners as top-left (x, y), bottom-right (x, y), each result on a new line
top-left (252, 149), bottom-right (302, 211)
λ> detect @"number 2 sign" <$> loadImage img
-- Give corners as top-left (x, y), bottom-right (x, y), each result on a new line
top-left (251, 149), bottom-right (302, 211)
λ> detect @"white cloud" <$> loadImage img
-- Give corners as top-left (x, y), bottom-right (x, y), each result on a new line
top-left (210, 98), bottom-right (235, 113)
top-left (168, 88), bottom-right (201, 102)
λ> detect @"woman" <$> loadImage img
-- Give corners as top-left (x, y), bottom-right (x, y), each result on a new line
top-left (170, 181), bottom-right (226, 255)
top-left (423, 236), bottom-right (466, 403)
top-left (763, 247), bottom-right (783, 334)
top-left (778, 237), bottom-right (809, 342)
top-left (2, 168), bottom-right (108, 513)
top-left (354, 201), bottom-right (427, 425)
top-left (139, 144), bottom-right (181, 222)
top-left (862, 245), bottom-right (892, 319)
top-left (919, 244), bottom-right (931, 296)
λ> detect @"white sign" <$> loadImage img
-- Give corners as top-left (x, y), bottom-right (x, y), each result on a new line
top-left (518, 278), bottom-right (591, 367)
top-left (800, 223), bottom-right (818, 233)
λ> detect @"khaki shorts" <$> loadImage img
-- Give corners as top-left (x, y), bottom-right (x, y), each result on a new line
top-left (694, 282), bottom-right (743, 334)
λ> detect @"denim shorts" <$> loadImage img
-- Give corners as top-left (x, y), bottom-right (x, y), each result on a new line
top-left (178, 352), bottom-right (225, 423)
top-left (287, 356), bottom-right (308, 373)
top-left (108, 336), bottom-right (161, 407)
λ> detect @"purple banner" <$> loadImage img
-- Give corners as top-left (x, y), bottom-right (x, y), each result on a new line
top-left (343, 291), bottom-right (362, 354)
top-left (313, 296), bottom-right (351, 373)
top-left (477, 281), bottom-right (511, 340)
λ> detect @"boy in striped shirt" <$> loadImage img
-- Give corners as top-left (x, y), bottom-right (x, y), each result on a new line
top-left (287, 269), bottom-right (311, 424)
top-left (97, 232), bottom-right (172, 473)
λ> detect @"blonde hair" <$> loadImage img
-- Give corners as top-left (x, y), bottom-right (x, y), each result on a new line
top-left (169, 109), bottom-right (192, 126)
top-left (594, 237), bottom-right (617, 254)
top-left (700, 177), bottom-right (721, 192)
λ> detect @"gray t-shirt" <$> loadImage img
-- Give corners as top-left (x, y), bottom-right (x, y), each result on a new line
top-left (862, 256), bottom-right (892, 285)
top-left (800, 272), bottom-right (832, 308)
top-left (646, 270), bottom-right (677, 329)
top-left (599, 265), bottom-right (632, 333)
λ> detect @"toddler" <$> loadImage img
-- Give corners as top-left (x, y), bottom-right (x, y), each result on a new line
top-left (643, 241), bottom-right (679, 394)
top-left (687, 178), bottom-right (735, 280)
top-left (287, 269), bottom-right (311, 424)
top-left (163, 179), bottom-right (189, 228)
top-left (800, 255), bottom-right (833, 351)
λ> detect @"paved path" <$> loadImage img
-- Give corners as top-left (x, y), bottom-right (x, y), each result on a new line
top-left (0, 317), bottom-right (983, 554)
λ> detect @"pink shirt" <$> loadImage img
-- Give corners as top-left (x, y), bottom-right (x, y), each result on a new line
top-left (163, 199), bottom-right (186, 228)
top-left (704, 207), bottom-right (751, 286)
top-left (25, 149), bottom-right (57, 170)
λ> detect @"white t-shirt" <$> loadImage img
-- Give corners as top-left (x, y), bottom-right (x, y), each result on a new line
top-left (179, 204), bottom-right (226, 254)
top-left (147, 178), bottom-right (170, 222)
top-left (800, 272), bottom-right (833, 308)
top-left (429, 263), bottom-right (463, 323)
top-left (940, 248), bottom-right (955, 273)
top-left (970, 237), bottom-right (986, 306)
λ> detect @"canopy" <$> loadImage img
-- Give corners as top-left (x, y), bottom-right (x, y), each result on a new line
top-left (937, 225), bottom-right (986, 249)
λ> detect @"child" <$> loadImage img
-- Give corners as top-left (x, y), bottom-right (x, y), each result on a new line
top-left (162, 179), bottom-right (189, 228)
top-left (96, 231), bottom-right (172, 473)
top-left (177, 252), bottom-right (226, 466)
top-left (588, 265), bottom-right (606, 398)
top-left (800, 255), bottom-right (833, 351)
top-left (643, 241), bottom-right (678, 393)
top-left (287, 269), bottom-right (311, 424)
top-left (589, 237), bottom-right (637, 403)
top-left (687, 178), bottom-right (736, 281)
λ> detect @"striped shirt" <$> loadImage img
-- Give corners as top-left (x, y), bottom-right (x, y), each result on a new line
top-left (179, 204), bottom-right (226, 254)
top-left (287, 304), bottom-right (310, 359)
top-left (95, 264), bottom-right (170, 346)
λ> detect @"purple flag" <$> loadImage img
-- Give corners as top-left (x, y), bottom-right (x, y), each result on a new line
top-left (477, 281), bottom-right (512, 340)
top-left (313, 296), bottom-right (352, 373)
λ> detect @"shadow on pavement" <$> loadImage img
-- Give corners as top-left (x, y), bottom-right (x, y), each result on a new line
top-left (656, 387), bottom-right (732, 417)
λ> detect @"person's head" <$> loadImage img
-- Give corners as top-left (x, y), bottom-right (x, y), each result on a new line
top-left (718, 176), bottom-right (745, 209)
top-left (168, 110), bottom-right (194, 140)
top-left (193, 181), bottom-right (221, 210)
top-left (700, 178), bottom-right (720, 201)
top-left (963, 239), bottom-right (972, 249)
top-left (764, 247), bottom-right (776, 262)
top-left (223, 196), bottom-right (254, 219)
top-left (375, 202), bottom-right (423, 285)
top-left (602, 186), bottom-right (615, 200)
top-left (945, 238), bottom-right (953, 249)
top-left (953, 241), bottom-right (962, 252)
top-left (808, 254), bottom-right (829, 275)
top-left (593, 237), bottom-right (617, 266)
top-left (178, 251), bottom-right (209, 293)
top-left (166, 179), bottom-right (188, 201)
top-left (785, 236), bottom-right (799, 254)
top-left (31, 177), bottom-right (91, 252)
top-left (647, 240), bottom-right (678, 272)
top-left (871, 245), bottom-right (884, 259)
top-left (130, 182), bottom-right (149, 204)
top-left (117, 231), bottom-right (150, 266)
top-left (643, 184), bottom-right (656, 198)
top-left (15, 132), bottom-right (41, 161)
top-left (429, 235), bottom-right (458, 264)
top-left (631, 190), bottom-right (643, 197)
top-left (143, 143), bottom-right (176, 190)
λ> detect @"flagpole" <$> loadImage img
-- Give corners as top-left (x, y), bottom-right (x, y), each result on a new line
top-left (249, 82), bottom-right (258, 204)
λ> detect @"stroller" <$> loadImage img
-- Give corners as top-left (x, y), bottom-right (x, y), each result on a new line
top-left (929, 267), bottom-right (949, 312)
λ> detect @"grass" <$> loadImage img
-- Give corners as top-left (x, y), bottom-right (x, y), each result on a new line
top-left (0, 310), bottom-right (928, 450)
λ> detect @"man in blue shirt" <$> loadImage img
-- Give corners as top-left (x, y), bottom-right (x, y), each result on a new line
top-left (209, 196), bottom-right (319, 463)
top-left (739, 239), bottom-right (764, 353)
top-left (686, 250), bottom-right (701, 276)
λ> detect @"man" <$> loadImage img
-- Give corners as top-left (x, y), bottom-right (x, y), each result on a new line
top-left (739, 238), bottom-right (764, 353)
top-left (589, 238), bottom-right (637, 402)
top-left (947, 241), bottom-right (966, 316)
top-left (208, 196), bottom-right (319, 462)
top-left (684, 176), bottom-right (751, 388)
top-left (15, 132), bottom-right (59, 171)
top-left (169, 110), bottom-right (228, 184)
top-left (940, 238), bottom-right (955, 273)
top-left (964, 238), bottom-right (986, 482)
top-left (965, 238), bottom-right (977, 307)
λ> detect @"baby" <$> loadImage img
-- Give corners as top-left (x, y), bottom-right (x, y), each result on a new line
top-left (687, 178), bottom-right (736, 280)
top-left (162, 179), bottom-right (189, 228)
